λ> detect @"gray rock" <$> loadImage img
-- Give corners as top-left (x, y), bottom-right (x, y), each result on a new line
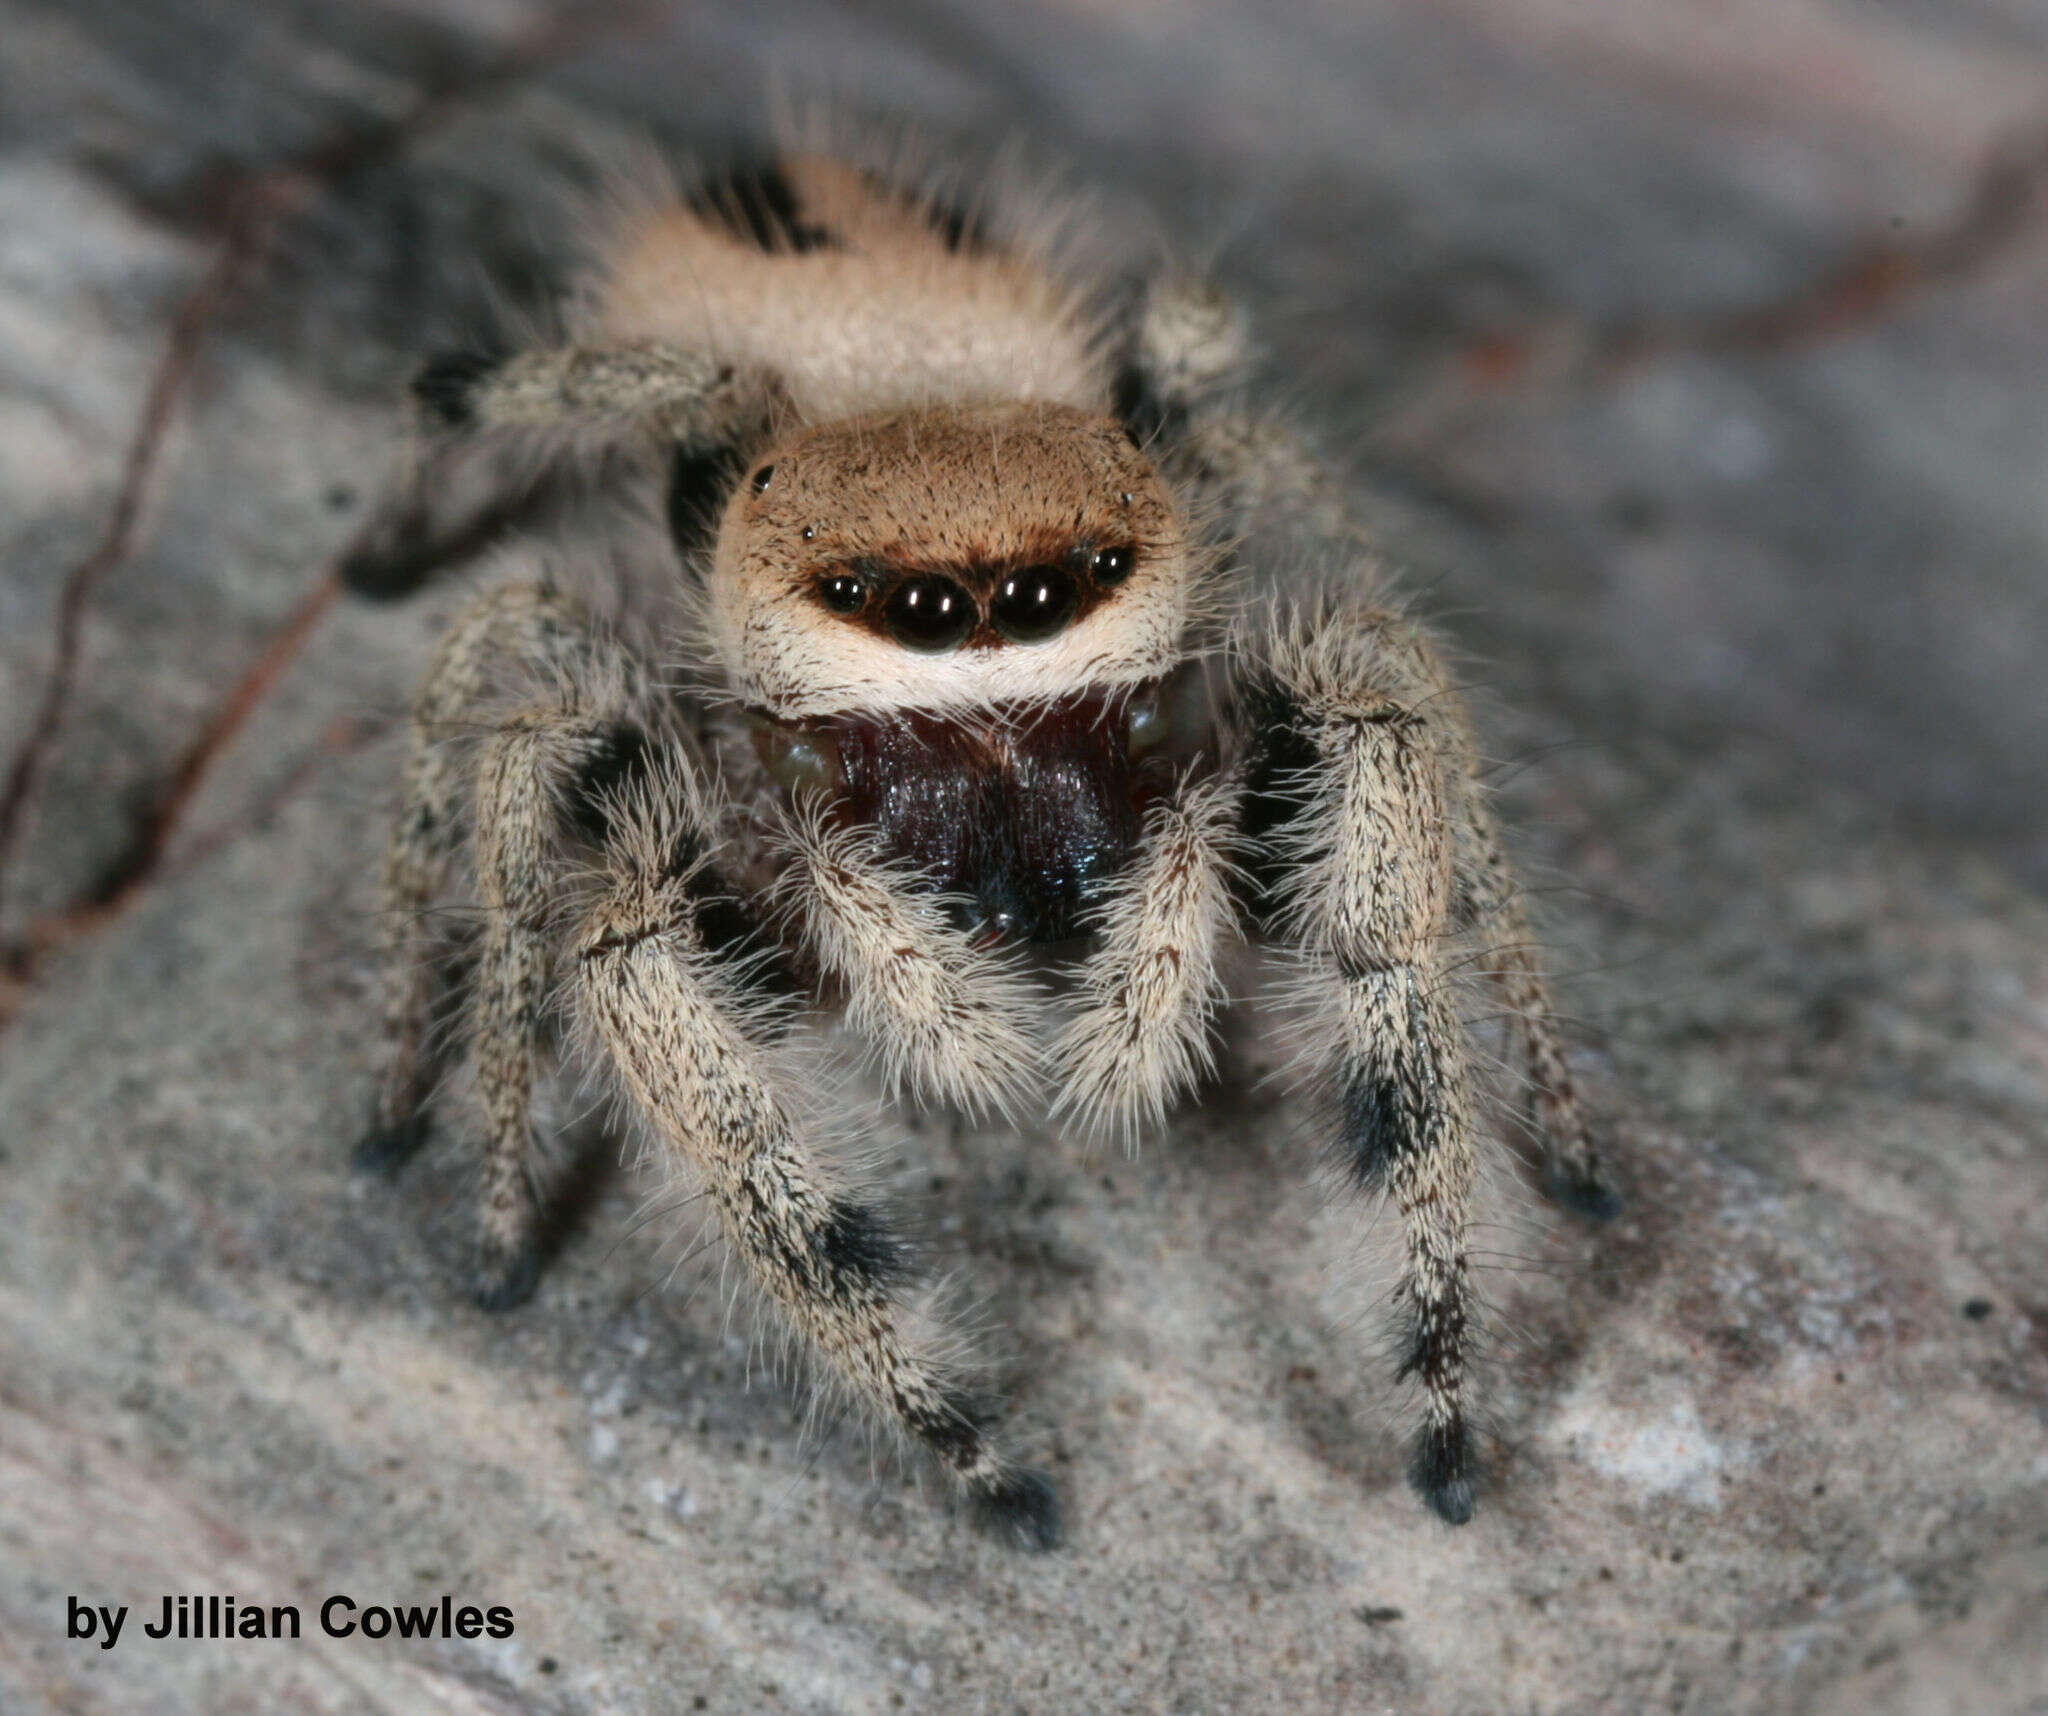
top-left (2, 3), bottom-right (2044, 1712)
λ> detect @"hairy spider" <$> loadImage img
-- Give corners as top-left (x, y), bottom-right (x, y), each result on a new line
top-left (342, 143), bottom-right (1618, 1552)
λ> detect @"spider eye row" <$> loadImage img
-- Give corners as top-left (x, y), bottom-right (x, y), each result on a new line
top-left (811, 545), bottom-right (1137, 652)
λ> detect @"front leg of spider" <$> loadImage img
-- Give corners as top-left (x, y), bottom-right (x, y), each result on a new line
top-left (359, 584), bottom-right (587, 1173)
top-left (341, 339), bottom-right (780, 600)
top-left (1246, 606), bottom-right (1485, 1524)
top-left (574, 784), bottom-right (1062, 1552)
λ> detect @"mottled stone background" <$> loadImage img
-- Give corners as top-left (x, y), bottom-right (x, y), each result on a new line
top-left (2, 3), bottom-right (2045, 1712)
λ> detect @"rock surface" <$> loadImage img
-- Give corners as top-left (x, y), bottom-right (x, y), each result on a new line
top-left (2, 2), bottom-right (2045, 1712)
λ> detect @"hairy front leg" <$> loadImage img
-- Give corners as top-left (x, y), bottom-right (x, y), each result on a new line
top-left (467, 693), bottom-right (643, 1307)
top-left (1454, 783), bottom-right (1619, 1218)
top-left (342, 340), bottom-right (779, 599)
top-left (1050, 771), bottom-right (1242, 1141)
top-left (576, 797), bottom-right (1061, 1551)
top-left (773, 811), bottom-right (1041, 1118)
top-left (1251, 604), bottom-right (1484, 1524)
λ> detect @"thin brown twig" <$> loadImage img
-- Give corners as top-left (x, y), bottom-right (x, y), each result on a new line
top-left (171, 711), bottom-right (393, 880)
top-left (0, 3), bottom-right (644, 1024)
top-left (74, 572), bottom-right (344, 916)
top-left (0, 575), bottom-right (342, 1018)
top-left (1375, 119), bottom-right (2048, 444)
top-left (0, 212), bottom-right (271, 919)
top-left (1604, 122), bottom-right (2048, 372)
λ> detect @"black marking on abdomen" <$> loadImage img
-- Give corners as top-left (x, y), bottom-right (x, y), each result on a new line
top-left (850, 167), bottom-right (995, 253)
top-left (689, 162), bottom-right (839, 253)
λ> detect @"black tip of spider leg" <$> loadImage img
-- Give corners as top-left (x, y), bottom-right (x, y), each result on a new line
top-left (338, 503), bottom-right (480, 602)
top-left (339, 538), bottom-right (428, 601)
top-left (1544, 1160), bottom-right (1623, 1224)
top-left (352, 1109), bottom-right (430, 1176)
top-left (411, 347), bottom-right (505, 428)
top-left (472, 1235), bottom-right (543, 1313)
top-left (970, 1467), bottom-right (1064, 1553)
top-left (1408, 1419), bottom-right (1478, 1526)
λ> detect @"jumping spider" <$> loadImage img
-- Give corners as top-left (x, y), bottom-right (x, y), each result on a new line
top-left (343, 147), bottom-right (1617, 1552)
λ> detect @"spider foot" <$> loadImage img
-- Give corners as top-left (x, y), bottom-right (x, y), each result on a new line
top-left (472, 1234), bottom-right (542, 1313)
top-left (1409, 1419), bottom-right (1477, 1526)
top-left (1544, 1157), bottom-right (1622, 1223)
top-left (969, 1467), bottom-right (1064, 1553)
top-left (353, 1109), bottom-right (431, 1176)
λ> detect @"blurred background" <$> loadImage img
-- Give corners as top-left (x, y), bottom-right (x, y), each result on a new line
top-left (1, 4), bottom-right (2044, 1713)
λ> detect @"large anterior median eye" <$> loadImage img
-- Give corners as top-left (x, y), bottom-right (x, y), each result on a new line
top-left (885, 574), bottom-right (975, 651)
top-left (991, 564), bottom-right (1079, 643)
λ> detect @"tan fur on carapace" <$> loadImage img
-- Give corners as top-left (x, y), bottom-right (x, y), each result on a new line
top-left (706, 402), bottom-right (1192, 718)
top-left (600, 154), bottom-right (1110, 424)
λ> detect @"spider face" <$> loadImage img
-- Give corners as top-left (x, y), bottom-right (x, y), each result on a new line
top-left (705, 402), bottom-right (1191, 720)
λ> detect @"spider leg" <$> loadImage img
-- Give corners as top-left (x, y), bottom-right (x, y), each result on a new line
top-left (1246, 604), bottom-right (1484, 1524)
top-left (575, 789), bottom-right (1061, 1551)
top-left (360, 582), bottom-right (589, 1171)
top-left (773, 811), bottom-right (1041, 1118)
top-left (407, 341), bottom-right (775, 441)
top-left (338, 438), bottom-right (577, 601)
top-left (1454, 783), bottom-right (1619, 1218)
top-left (467, 692), bottom-right (645, 1307)
top-left (1117, 274), bottom-right (1354, 542)
top-left (341, 340), bottom-right (780, 599)
top-left (1049, 771), bottom-right (1243, 1141)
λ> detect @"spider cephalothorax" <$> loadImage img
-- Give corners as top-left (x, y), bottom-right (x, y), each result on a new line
top-left (714, 401), bottom-right (1207, 940)
top-left (342, 143), bottom-right (1617, 1552)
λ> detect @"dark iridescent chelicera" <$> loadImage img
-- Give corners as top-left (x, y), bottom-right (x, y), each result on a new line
top-left (886, 574), bottom-right (976, 651)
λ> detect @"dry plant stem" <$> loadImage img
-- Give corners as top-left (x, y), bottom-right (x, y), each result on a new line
top-left (0, 4), bottom-right (639, 1023)
top-left (1374, 118), bottom-right (2048, 450)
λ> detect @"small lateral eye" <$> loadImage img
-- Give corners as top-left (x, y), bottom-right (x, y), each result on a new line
top-left (817, 572), bottom-right (867, 614)
top-left (1091, 544), bottom-right (1134, 587)
top-left (750, 464), bottom-right (775, 493)
top-left (801, 525), bottom-right (817, 541)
